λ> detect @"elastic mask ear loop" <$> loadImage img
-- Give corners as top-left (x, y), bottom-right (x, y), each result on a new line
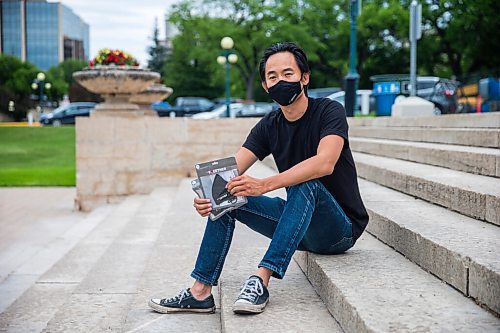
top-left (301, 73), bottom-right (309, 97)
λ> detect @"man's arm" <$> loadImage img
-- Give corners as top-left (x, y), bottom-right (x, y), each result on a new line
top-left (228, 134), bottom-right (344, 196)
top-left (235, 147), bottom-right (259, 175)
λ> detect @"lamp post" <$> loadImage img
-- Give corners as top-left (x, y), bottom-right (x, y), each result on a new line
top-left (217, 37), bottom-right (238, 118)
top-left (409, 0), bottom-right (422, 97)
top-left (344, 0), bottom-right (361, 117)
top-left (31, 72), bottom-right (51, 113)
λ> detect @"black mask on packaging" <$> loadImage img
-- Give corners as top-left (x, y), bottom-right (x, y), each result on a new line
top-left (267, 80), bottom-right (303, 106)
top-left (212, 174), bottom-right (236, 205)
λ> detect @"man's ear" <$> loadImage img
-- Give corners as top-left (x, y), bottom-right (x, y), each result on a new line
top-left (301, 72), bottom-right (310, 86)
top-left (261, 81), bottom-right (269, 93)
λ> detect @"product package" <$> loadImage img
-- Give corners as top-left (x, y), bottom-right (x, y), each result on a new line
top-left (192, 156), bottom-right (247, 220)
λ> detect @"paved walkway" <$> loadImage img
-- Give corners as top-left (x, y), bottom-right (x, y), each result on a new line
top-left (0, 187), bottom-right (106, 312)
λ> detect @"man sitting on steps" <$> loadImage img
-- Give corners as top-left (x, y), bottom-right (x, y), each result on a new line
top-left (149, 41), bottom-right (369, 315)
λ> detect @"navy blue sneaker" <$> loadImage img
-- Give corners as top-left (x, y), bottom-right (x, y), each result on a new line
top-left (148, 288), bottom-right (216, 314)
top-left (233, 275), bottom-right (269, 314)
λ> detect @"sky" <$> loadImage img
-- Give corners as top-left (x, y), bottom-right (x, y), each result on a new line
top-left (59, 0), bottom-right (179, 66)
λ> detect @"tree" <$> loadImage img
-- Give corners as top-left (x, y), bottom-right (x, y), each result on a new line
top-left (147, 18), bottom-right (169, 73)
top-left (163, 0), bottom-right (498, 100)
top-left (0, 55), bottom-right (93, 119)
top-left (52, 58), bottom-right (88, 86)
top-left (419, 0), bottom-right (500, 79)
top-left (165, 0), bottom-right (323, 101)
top-left (0, 55), bottom-right (38, 119)
top-left (46, 59), bottom-right (101, 103)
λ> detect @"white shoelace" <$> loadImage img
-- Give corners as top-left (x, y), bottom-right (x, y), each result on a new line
top-left (238, 277), bottom-right (264, 303)
top-left (167, 288), bottom-right (191, 304)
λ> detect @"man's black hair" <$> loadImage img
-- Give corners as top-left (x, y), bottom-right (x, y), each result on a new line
top-left (258, 42), bottom-right (310, 82)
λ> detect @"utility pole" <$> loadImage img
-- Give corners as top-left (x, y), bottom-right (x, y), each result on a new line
top-left (345, 0), bottom-right (361, 117)
top-left (409, 0), bottom-right (422, 96)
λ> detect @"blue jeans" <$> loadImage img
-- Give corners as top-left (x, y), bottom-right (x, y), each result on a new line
top-left (191, 179), bottom-right (353, 286)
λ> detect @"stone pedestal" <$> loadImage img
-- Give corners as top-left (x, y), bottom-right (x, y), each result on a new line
top-left (74, 117), bottom-right (259, 211)
top-left (391, 96), bottom-right (436, 117)
top-left (73, 65), bottom-right (160, 112)
top-left (73, 66), bottom-right (159, 210)
top-left (129, 83), bottom-right (173, 115)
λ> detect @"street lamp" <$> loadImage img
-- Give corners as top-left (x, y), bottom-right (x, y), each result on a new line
top-left (31, 72), bottom-right (51, 113)
top-left (217, 37), bottom-right (238, 118)
top-left (344, 0), bottom-right (361, 117)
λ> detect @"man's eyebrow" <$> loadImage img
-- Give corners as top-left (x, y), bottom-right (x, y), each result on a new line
top-left (266, 67), bottom-right (295, 76)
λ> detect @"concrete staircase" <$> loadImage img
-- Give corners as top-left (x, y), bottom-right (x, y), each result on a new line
top-left (293, 113), bottom-right (499, 332)
top-left (0, 113), bottom-right (499, 332)
top-left (0, 164), bottom-right (341, 332)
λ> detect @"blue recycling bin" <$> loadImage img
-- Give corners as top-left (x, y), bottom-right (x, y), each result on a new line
top-left (373, 81), bottom-right (401, 116)
top-left (479, 77), bottom-right (500, 112)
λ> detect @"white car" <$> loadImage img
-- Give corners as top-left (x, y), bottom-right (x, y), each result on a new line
top-left (326, 90), bottom-right (373, 115)
top-left (192, 103), bottom-right (244, 119)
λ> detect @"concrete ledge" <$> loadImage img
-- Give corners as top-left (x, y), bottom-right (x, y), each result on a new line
top-left (359, 179), bottom-right (500, 314)
top-left (300, 234), bottom-right (500, 332)
top-left (76, 117), bottom-right (259, 211)
top-left (349, 127), bottom-right (500, 148)
top-left (353, 152), bottom-right (500, 226)
top-left (347, 112), bottom-right (500, 128)
top-left (350, 137), bottom-right (500, 177)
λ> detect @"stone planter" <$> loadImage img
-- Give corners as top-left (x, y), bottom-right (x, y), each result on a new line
top-left (129, 83), bottom-right (173, 115)
top-left (73, 65), bottom-right (160, 114)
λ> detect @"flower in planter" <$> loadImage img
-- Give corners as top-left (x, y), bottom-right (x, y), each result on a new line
top-left (89, 48), bottom-right (139, 67)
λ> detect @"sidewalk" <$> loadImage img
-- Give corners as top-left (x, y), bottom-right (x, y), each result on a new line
top-left (0, 187), bottom-right (110, 312)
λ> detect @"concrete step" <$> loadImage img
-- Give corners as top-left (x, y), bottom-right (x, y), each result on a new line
top-left (347, 112), bottom-right (500, 128)
top-left (122, 181), bottom-right (222, 333)
top-left (220, 248), bottom-right (343, 333)
top-left (0, 204), bottom-right (114, 313)
top-left (353, 152), bottom-right (500, 225)
top-left (349, 126), bottom-right (499, 148)
top-left (359, 178), bottom-right (500, 314)
top-left (0, 195), bottom-right (146, 333)
top-left (124, 162), bottom-right (338, 333)
top-left (294, 233), bottom-right (500, 332)
top-left (350, 137), bottom-right (500, 177)
top-left (217, 163), bottom-right (342, 332)
top-left (40, 188), bottom-right (176, 333)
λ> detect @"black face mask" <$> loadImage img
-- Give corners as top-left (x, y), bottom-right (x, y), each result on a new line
top-left (267, 80), bottom-right (303, 106)
top-left (212, 174), bottom-right (236, 205)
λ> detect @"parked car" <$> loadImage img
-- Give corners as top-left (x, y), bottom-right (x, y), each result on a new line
top-left (151, 101), bottom-right (171, 112)
top-left (212, 97), bottom-right (244, 106)
top-left (411, 77), bottom-right (458, 114)
top-left (235, 103), bottom-right (274, 117)
top-left (192, 103), bottom-right (244, 119)
top-left (388, 76), bottom-right (458, 114)
top-left (307, 87), bottom-right (341, 98)
top-left (157, 97), bottom-right (215, 117)
top-left (326, 90), bottom-right (376, 115)
top-left (39, 102), bottom-right (96, 126)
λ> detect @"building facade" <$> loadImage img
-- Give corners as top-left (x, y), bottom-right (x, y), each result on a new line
top-left (0, 0), bottom-right (89, 70)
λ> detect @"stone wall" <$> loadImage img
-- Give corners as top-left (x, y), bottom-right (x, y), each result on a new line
top-left (75, 113), bottom-right (259, 211)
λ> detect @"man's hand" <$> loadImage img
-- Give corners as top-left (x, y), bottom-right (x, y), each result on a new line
top-left (227, 175), bottom-right (267, 197)
top-left (194, 197), bottom-right (212, 217)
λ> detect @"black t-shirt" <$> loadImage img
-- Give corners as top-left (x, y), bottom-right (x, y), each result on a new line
top-left (242, 97), bottom-right (369, 242)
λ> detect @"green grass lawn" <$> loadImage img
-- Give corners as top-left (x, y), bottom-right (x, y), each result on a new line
top-left (0, 126), bottom-right (76, 186)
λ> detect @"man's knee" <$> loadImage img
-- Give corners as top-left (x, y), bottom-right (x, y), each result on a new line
top-left (287, 179), bottom-right (321, 194)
